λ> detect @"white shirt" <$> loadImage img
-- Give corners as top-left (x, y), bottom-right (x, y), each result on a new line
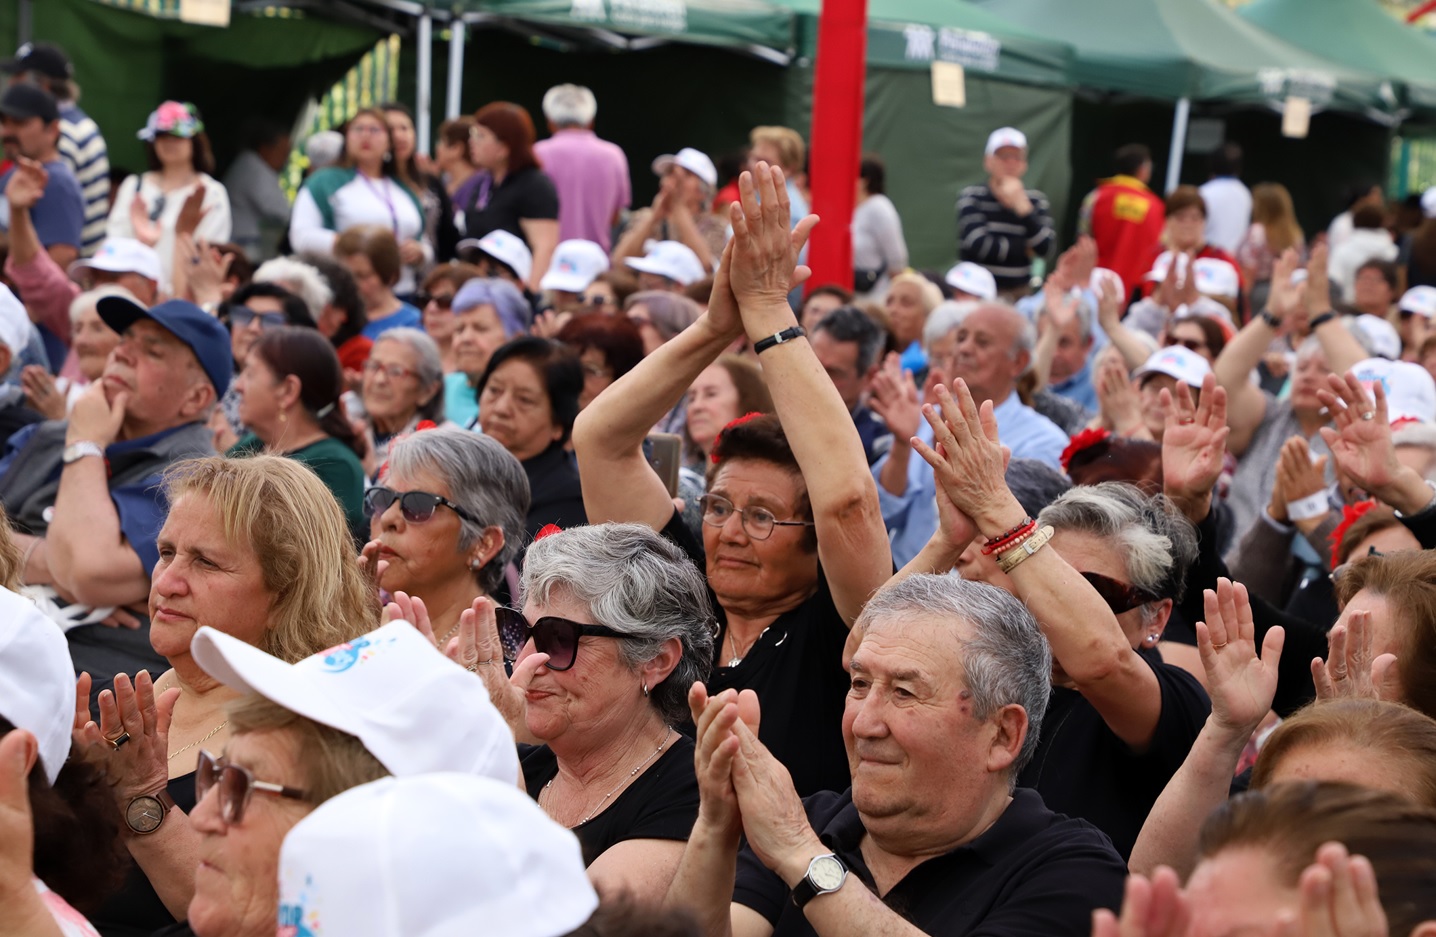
top-left (1329, 228), bottom-right (1399, 301)
top-left (106, 171), bottom-right (232, 294)
top-left (1199, 177), bottom-right (1252, 254)
top-left (290, 172), bottom-right (429, 295)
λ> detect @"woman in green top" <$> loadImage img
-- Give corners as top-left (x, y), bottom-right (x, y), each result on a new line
top-left (226, 327), bottom-right (367, 543)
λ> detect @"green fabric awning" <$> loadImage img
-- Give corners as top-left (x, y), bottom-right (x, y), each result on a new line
top-left (972, 0), bottom-right (1400, 116)
top-left (1240, 0), bottom-right (1436, 114)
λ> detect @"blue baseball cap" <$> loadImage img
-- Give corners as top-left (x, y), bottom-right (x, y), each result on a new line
top-left (96, 297), bottom-right (233, 396)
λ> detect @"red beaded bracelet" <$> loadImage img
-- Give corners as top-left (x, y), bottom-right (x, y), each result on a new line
top-left (981, 517), bottom-right (1038, 556)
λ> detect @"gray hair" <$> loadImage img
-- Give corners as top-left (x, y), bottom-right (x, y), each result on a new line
top-left (1006, 458), bottom-right (1072, 518)
top-left (1038, 482), bottom-right (1198, 608)
top-left (385, 428), bottom-right (530, 593)
top-left (254, 257), bottom-right (333, 322)
top-left (813, 305), bottom-right (886, 373)
top-left (855, 574), bottom-right (1052, 776)
top-left (1395, 423), bottom-right (1436, 482)
top-left (624, 290), bottom-right (701, 343)
top-left (542, 84), bottom-right (598, 128)
top-left (520, 523), bottom-right (715, 724)
top-left (70, 284), bottom-right (137, 325)
top-left (373, 327), bottom-right (443, 389)
top-left (923, 299), bottom-right (976, 352)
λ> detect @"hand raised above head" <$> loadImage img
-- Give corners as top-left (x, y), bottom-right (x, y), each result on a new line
top-left (1196, 579), bottom-right (1283, 735)
top-left (1316, 372), bottom-right (1401, 497)
top-left (4, 156), bottom-right (48, 211)
top-left (1160, 374), bottom-right (1229, 510)
top-left (910, 380), bottom-right (1023, 535)
top-left (727, 163), bottom-right (817, 312)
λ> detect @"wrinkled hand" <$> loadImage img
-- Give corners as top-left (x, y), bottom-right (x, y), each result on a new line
top-left (1277, 436), bottom-right (1329, 523)
top-left (461, 598), bottom-right (544, 736)
top-left (1197, 579), bottom-right (1284, 735)
top-left (730, 719), bottom-right (823, 884)
top-left (1312, 610), bottom-right (1400, 704)
top-left (1161, 374), bottom-right (1229, 513)
top-left (174, 187), bottom-right (209, 240)
top-left (77, 671), bottom-right (179, 803)
top-left (20, 366), bottom-right (66, 422)
top-left (357, 539), bottom-right (390, 602)
top-left (531, 309), bottom-right (572, 340)
top-left (867, 352), bottom-right (921, 442)
top-left (1270, 843), bottom-right (1389, 937)
top-left (911, 380), bottom-right (1024, 534)
top-left (933, 471), bottom-right (981, 555)
top-left (1316, 373), bottom-right (1401, 497)
top-left (4, 157), bottom-right (48, 211)
top-left (688, 682), bottom-right (759, 839)
top-left (1091, 867), bottom-right (1191, 937)
top-left (703, 239), bottom-right (742, 339)
top-left (65, 381), bottom-right (127, 448)
top-left (129, 193), bottom-right (161, 247)
top-left (1096, 354), bottom-right (1144, 436)
top-left (1266, 249), bottom-right (1304, 323)
top-left (728, 164), bottom-right (817, 310)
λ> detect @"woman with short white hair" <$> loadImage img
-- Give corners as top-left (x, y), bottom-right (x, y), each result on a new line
top-left (21, 286), bottom-right (125, 421)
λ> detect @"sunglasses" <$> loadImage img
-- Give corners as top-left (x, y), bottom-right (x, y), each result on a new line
top-left (1081, 571), bottom-right (1160, 614)
top-left (364, 486), bottom-right (480, 525)
top-left (1166, 337), bottom-right (1207, 352)
top-left (493, 607), bottom-right (637, 672)
top-left (417, 292), bottom-right (454, 311)
top-left (229, 306), bottom-right (287, 331)
top-left (195, 749), bottom-right (307, 825)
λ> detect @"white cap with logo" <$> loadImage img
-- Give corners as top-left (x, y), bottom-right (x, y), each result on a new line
top-left (1348, 314), bottom-right (1402, 361)
top-left (540, 239), bottom-right (611, 293)
top-left (455, 229), bottom-right (534, 283)
top-left (625, 240), bottom-right (706, 286)
top-left (1133, 345), bottom-right (1212, 389)
top-left (277, 774), bottom-right (598, 937)
top-left (651, 147), bottom-right (717, 189)
top-left (0, 587), bottom-right (75, 784)
top-left (1399, 285), bottom-right (1436, 320)
top-left (1192, 258), bottom-right (1239, 299)
top-left (69, 237), bottom-right (163, 284)
top-left (985, 127), bottom-right (1027, 156)
top-left (1351, 357), bottom-right (1436, 425)
top-left (945, 261), bottom-right (997, 301)
top-left (190, 621), bottom-right (519, 782)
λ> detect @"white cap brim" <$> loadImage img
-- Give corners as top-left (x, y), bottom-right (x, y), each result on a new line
top-left (191, 628), bottom-right (359, 739)
top-left (540, 272), bottom-right (592, 293)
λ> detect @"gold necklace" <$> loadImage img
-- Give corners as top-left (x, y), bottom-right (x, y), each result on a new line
top-left (542, 729), bottom-right (673, 826)
top-left (169, 721), bottom-right (228, 761)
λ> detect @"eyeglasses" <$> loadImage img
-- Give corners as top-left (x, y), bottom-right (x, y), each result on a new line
top-left (1166, 337), bottom-right (1207, 352)
top-left (1329, 545), bottom-right (1385, 584)
top-left (364, 486), bottom-right (480, 525)
top-left (1080, 571), bottom-right (1160, 614)
top-left (494, 607), bottom-right (637, 672)
top-left (582, 294), bottom-right (613, 308)
top-left (195, 749), bottom-right (307, 826)
top-left (699, 493), bottom-right (815, 541)
top-left (581, 363), bottom-right (612, 380)
top-left (417, 292), bottom-right (454, 311)
top-left (362, 360), bottom-right (420, 382)
top-left (349, 124), bottom-right (388, 137)
top-left (229, 306), bottom-right (287, 331)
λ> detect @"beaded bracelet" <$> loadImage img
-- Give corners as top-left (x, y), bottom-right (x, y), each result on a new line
top-left (981, 517), bottom-right (1038, 556)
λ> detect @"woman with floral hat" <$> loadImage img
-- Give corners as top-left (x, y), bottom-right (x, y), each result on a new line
top-left (106, 101), bottom-right (231, 294)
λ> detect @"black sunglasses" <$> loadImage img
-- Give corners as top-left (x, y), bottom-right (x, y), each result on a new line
top-left (416, 292), bottom-right (453, 311)
top-left (195, 749), bottom-right (307, 826)
top-left (229, 306), bottom-right (288, 330)
top-left (494, 607), bottom-right (637, 672)
top-left (1081, 570), bottom-right (1160, 614)
top-left (364, 486), bottom-right (480, 525)
top-left (1166, 337), bottom-right (1206, 352)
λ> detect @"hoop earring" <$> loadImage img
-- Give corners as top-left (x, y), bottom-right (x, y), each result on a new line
top-left (641, 682), bottom-right (649, 698)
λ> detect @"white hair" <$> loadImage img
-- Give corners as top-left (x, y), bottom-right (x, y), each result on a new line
top-left (923, 300), bottom-right (977, 352)
top-left (254, 257), bottom-right (333, 322)
top-left (70, 284), bottom-right (137, 325)
top-left (542, 84), bottom-right (598, 128)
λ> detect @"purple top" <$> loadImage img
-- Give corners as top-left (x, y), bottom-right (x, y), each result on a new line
top-left (533, 129), bottom-right (630, 251)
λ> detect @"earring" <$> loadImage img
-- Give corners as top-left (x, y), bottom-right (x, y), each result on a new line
top-left (1145, 634), bottom-right (1159, 644)
top-left (279, 407), bottom-right (288, 424)
top-left (641, 682), bottom-right (650, 698)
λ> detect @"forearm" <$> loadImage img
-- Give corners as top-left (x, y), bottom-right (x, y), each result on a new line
top-left (7, 203), bottom-right (40, 269)
top-left (878, 438), bottom-right (913, 497)
top-left (612, 212), bottom-right (659, 264)
top-left (1368, 465), bottom-right (1433, 516)
top-left (14, 533), bottom-right (53, 586)
top-left (670, 208), bottom-right (715, 270)
top-left (666, 819), bottom-right (740, 937)
top-left (1311, 316), bottom-right (1366, 376)
top-left (803, 884), bottom-right (931, 937)
top-left (1214, 318), bottom-right (1276, 393)
top-left (1104, 318), bottom-right (1155, 371)
top-left (46, 461), bottom-right (146, 606)
top-left (1032, 322), bottom-right (1058, 387)
top-left (125, 814), bottom-right (201, 919)
top-left (1128, 716), bottom-right (1250, 879)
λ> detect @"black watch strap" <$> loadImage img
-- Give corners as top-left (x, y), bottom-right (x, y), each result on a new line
top-left (1258, 309), bottom-right (1282, 329)
top-left (1309, 311), bottom-right (1338, 330)
top-left (754, 325), bottom-right (805, 354)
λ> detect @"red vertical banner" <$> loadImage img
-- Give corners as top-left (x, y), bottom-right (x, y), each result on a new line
top-left (804, 0), bottom-right (868, 295)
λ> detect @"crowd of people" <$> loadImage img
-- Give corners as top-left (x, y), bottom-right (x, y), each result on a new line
top-left (1, 36), bottom-right (1436, 937)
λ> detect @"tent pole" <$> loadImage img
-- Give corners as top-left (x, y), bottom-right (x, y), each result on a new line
top-left (1165, 97), bottom-right (1191, 194)
top-left (417, 12), bottom-right (434, 157)
top-left (805, 0), bottom-right (868, 296)
top-left (446, 19), bottom-right (467, 119)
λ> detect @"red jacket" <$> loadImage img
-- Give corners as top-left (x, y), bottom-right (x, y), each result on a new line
top-left (1087, 175), bottom-right (1165, 298)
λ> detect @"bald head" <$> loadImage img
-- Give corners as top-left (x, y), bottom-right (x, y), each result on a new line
top-left (950, 303), bottom-right (1033, 405)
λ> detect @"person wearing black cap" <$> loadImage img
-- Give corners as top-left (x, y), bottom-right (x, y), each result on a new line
top-left (3, 42), bottom-right (110, 257)
top-left (0, 296), bottom-right (232, 706)
top-left (0, 81), bottom-right (83, 270)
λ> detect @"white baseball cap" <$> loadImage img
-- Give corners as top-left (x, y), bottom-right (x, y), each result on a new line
top-left (625, 240), bottom-right (706, 286)
top-left (1134, 345), bottom-right (1212, 389)
top-left (69, 237), bottom-right (162, 285)
top-left (277, 774), bottom-right (598, 937)
top-left (651, 147), bottom-right (717, 189)
top-left (985, 127), bottom-right (1027, 156)
top-left (1399, 285), bottom-right (1436, 319)
top-left (455, 230), bottom-right (533, 284)
top-left (540, 239), bottom-right (611, 293)
top-left (1422, 186), bottom-right (1436, 220)
top-left (1192, 257), bottom-right (1239, 299)
top-left (0, 587), bottom-right (75, 784)
top-left (0, 284), bottom-right (32, 355)
top-left (1348, 314), bottom-right (1402, 361)
top-left (945, 261), bottom-right (997, 301)
top-left (1144, 250), bottom-right (1188, 284)
top-left (1090, 267), bottom-right (1124, 295)
top-left (190, 621), bottom-right (518, 782)
top-left (1351, 356), bottom-right (1436, 425)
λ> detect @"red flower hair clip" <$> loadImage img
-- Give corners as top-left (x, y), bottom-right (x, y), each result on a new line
top-left (1329, 499), bottom-right (1378, 569)
top-left (415, 420), bottom-right (438, 432)
top-left (710, 411), bottom-right (768, 464)
top-left (534, 524), bottom-right (564, 541)
top-left (1060, 427), bottom-right (1110, 473)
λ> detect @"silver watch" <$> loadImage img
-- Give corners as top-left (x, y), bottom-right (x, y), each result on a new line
top-left (61, 441), bottom-right (105, 465)
top-left (791, 853), bottom-right (847, 908)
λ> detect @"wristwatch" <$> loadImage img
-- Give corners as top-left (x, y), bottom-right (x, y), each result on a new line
top-left (1257, 309), bottom-right (1282, 329)
top-left (791, 853), bottom-right (847, 908)
top-left (61, 440), bottom-right (105, 465)
top-left (125, 789), bottom-right (178, 835)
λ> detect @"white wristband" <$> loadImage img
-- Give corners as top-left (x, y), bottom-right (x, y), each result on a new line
top-left (1286, 492), bottom-right (1329, 522)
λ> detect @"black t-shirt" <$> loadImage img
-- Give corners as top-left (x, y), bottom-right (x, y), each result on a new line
top-left (520, 735), bottom-right (699, 866)
top-left (522, 443), bottom-right (587, 539)
top-left (462, 166), bottom-right (559, 245)
top-left (1018, 651), bottom-right (1210, 859)
top-left (94, 774), bottom-right (197, 937)
top-left (734, 788), bottom-right (1126, 937)
top-left (660, 509), bottom-right (852, 797)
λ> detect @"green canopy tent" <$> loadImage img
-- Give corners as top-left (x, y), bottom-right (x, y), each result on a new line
top-left (1240, 0), bottom-right (1436, 116)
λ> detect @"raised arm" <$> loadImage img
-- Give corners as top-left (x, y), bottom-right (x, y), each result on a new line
top-left (1305, 242), bottom-right (1366, 377)
top-left (727, 164), bottom-right (891, 626)
top-left (1317, 372), bottom-right (1435, 516)
top-left (1214, 250), bottom-right (1302, 455)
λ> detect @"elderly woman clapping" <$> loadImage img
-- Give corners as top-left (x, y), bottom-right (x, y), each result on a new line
top-left (73, 455), bottom-right (377, 934)
top-left (465, 523), bottom-right (713, 903)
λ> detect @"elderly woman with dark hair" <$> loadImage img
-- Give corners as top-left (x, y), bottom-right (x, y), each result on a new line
top-left (478, 336), bottom-right (587, 535)
top-left (356, 327), bottom-right (446, 477)
top-left (443, 276), bottom-right (529, 429)
top-left (908, 384), bottom-right (1210, 859)
top-left (367, 427), bottom-right (529, 640)
top-left (471, 522), bottom-right (714, 902)
top-left (556, 312), bottom-right (645, 410)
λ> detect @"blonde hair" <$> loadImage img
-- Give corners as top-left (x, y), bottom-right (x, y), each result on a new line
top-left (1252, 183), bottom-right (1305, 255)
top-left (0, 504), bottom-right (22, 591)
top-left (225, 695), bottom-right (389, 804)
top-left (890, 271), bottom-right (944, 314)
top-left (163, 455), bottom-right (377, 663)
top-left (749, 126), bottom-right (805, 174)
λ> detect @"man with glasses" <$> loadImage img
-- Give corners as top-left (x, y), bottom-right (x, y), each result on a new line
top-left (0, 295), bottom-right (230, 704)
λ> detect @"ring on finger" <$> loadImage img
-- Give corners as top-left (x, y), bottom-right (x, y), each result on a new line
top-left (105, 731), bottom-right (130, 750)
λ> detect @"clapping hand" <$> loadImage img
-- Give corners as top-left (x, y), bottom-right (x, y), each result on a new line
top-left (727, 163), bottom-right (817, 311)
top-left (1311, 610), bottom-right (1400, 704)
top-left (1275, 436), bottom-right (1329, 530)
top-left (1270, 843), bottom-right (1390, 937)
top-left (1091, 867), bottom-right (1191, 937)
top-left (867, 352), bottom-right (921, 443)
top-left (1266, 249), bottom-right (1304, 324)
top-left (174, 187), bottom-right (209, 240)
top-left (1316, 373), bottom-right (1403, 501)
top-left (1196, 579), bottom-right (1284, 736)
top-left (128, 193), bottom-right (161, 247)
top-left (910, 380), bottom-right (1024, 534)
top-left (687, 683), bottom-right (760, 841)
top-left (1161, 374), bottom-right (1229, 521)
top-left (76, 671), bottom-right (179, 803)
top-left (729, 710), bottom-right (824, 885)
top-left (4, 157), bottom-right (48, 211)
top-left (1096, 353), bottom-right (1145, 437)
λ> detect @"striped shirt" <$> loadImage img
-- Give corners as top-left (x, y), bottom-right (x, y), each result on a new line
top-left (58, 104), bottom-right (109, 257)
top-left (956, 182), bottom-right (1054, 290)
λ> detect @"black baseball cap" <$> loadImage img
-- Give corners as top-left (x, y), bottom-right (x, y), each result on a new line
top-left (0, 84), bottom-right (58, 123)
top-left (0, 43), bottom-right (72, 80)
